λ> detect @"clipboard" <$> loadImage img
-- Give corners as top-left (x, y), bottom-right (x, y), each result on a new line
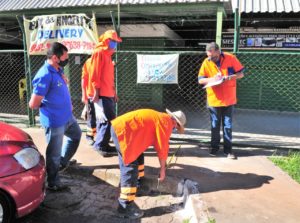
top-left (203, 78), bottom-right (224, 89)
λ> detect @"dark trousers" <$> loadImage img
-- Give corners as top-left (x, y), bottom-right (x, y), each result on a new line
top-left (208, 105), bottom-right (234, 154)
top-left (86, 99), bottom-right (96, 140)
top-left (111, 127), bottom-right (144, 208)
top-left (94, 97), bottom-right (116, 149)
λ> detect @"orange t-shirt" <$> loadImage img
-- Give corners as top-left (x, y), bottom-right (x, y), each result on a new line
top-left (198, 52), bottom-right (244, 107)
top-left (111, 109), bottom-right (174, 165)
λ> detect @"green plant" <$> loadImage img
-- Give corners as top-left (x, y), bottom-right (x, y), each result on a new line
top-left (269, 151), bottom-right (300, 184)
top-left (207, 218), bottom-right (216, 223)
top-left (182, 217), bottom-right (191, 223)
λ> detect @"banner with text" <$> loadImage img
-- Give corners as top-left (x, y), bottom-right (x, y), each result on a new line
top-left (24, 14), bottom-right (98, 55)
top-left (137, 54), bottom-right (179, 84)
top-left (222, 32), bottom-right (300, 49)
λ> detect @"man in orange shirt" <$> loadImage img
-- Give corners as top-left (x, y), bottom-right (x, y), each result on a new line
top-left (81, 57), bottom-right (97, 145)
top-left (111, 108), bottom-right (186, 219)
top-left (198, 42), bottom-right (244, 159)
top-left (89, 30), bottom-right (122, 156)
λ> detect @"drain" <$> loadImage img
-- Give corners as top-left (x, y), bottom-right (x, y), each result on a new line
top-left (176, 178), bottom-right (200, 206)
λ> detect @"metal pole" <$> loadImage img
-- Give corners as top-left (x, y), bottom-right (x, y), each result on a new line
top-left (234, 0), bottom-right (240, 53)
top-left (16, 15), bottom-right (36, 126)
top-left (216, 7), bottom-right (223, 47)
top-left (115, 0), bottom-right (121, 116)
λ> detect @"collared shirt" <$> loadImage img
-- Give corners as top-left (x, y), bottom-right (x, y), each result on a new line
top-left (111, 109), bottom-right (174, 165)
top-left (32, 61), bottom-right (72, 128)
top-left (198, 52), bottom-right (244, 107)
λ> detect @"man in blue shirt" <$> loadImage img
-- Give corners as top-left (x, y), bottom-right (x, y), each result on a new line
top-left (29, 42), bottom-right (82, 191)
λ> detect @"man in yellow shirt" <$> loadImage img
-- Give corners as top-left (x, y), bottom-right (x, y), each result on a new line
top-left (111, 108), bottom-right (186, 219)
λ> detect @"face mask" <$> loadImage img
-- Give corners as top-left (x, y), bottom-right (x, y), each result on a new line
top-left (58, 58), bottom-right (69, 67)
top-left (109, 40), bottom-right (118, 50)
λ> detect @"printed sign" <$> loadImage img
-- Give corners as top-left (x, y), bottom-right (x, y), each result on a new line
top-left (24, 14), bottom-right (98, 55)
top-left (137, 54), bottom-right (179, 84)
top-left (222, 33), bottom-right (300, 49)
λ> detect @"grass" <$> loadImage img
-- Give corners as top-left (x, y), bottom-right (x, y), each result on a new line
top-left (269, 151), bottom-right (300, 184)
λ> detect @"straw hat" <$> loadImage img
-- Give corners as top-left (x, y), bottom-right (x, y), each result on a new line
top-left (166, 109), bottom-right (186, 134)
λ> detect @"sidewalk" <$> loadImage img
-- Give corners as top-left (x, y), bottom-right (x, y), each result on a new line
top-left (25, 127), bottom-right (300, 223)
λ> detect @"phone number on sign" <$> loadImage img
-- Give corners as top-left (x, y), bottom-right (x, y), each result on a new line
top-left (30, 41), bottom-right (96, 53)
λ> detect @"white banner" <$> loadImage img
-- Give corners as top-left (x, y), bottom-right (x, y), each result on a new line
top-left (24, 14), bottom-right (98, 55)
top-left (137, 54), bottom-right (179, 84)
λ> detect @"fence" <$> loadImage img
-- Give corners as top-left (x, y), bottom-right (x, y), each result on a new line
top-left (0, 50), bottom-right (299, 148)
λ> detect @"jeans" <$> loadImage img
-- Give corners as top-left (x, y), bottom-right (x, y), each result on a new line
top-left (44, 115), bottom-right (82, 186)
top-left (208, 105), bottom-right (234, 154)
top-left (94, 97), bottom-right (116, 149)
top-left (111, 127), bottom-right (138, 208)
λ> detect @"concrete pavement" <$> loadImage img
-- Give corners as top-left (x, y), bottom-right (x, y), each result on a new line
top-left (23, 127), bottom-right (300, 223)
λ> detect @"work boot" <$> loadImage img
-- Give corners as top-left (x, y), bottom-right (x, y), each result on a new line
top-left (209, 148), bottom-right (219, 156)
top-left (117, 202), bottom-right (144, 219)
top-left (59, 159), bottom-right (77, 173)
top-left (96, 145), bottom-right (116, 157)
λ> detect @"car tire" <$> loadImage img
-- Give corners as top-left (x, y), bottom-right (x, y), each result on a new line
top-left (0, 191), bottom-right (14, 223)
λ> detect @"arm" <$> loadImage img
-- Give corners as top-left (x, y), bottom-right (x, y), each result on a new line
top-left (90, 52), bottom-right (102, 103)
top-left (198, 59), bottom-right (223, 85)
top-left (29, 94), bottom-right (44, 109)
top-left (198, 75), bottom-right (223, 85)
top-left (81, 78), bottom-right (88, 104)
top-left (224, 72), bottom-right (244, 81)
top-left (226, 55), bottom-right (245, 81)
top-left (158, 159), bottom-right (166, 182)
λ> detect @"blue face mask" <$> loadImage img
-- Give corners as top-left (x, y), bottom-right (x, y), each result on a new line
top-left (109, 40), bottom-right (117, 50)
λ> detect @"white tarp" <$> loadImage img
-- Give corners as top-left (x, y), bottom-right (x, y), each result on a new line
top-left (137, 54), bottom-right (179, 84)
top-left (24, 14), bottom-right (98, 55)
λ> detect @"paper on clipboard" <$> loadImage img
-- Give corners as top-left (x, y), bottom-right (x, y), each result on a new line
top-left (203, 78), bottom-right (224, 89)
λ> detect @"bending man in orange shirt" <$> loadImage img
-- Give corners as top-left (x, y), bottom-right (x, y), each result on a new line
top-left (111, 108), bottom-right (186, 219)
top-left (198, 42), bottom-right (244, 159)
top-left (89, 30), bottom-right (122, 156)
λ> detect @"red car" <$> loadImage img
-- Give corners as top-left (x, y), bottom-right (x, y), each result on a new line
top-left (0, 122), bottom-right (45, 223)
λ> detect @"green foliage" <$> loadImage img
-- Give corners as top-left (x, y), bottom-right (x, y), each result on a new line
top-left (269, 151), bottom-right (300, 183)
top-left (207, 218), bottom-right (216, 223)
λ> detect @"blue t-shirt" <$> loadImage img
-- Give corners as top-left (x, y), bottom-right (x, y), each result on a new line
top-left (32, 61), bottom-right (72, 128)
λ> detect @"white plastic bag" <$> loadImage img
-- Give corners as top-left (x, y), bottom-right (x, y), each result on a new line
top-left (80, 105), bottom-right (87, 120)
top-left (94, 99), bottom-right (108, 123)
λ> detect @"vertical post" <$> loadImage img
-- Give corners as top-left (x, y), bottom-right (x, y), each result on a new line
top-left (17, 15), bottom-right (35, 126)
top-left (216, 7), bottom-right (223, 47)
top-left (234, 0), bottom-right (241, 53)
top-left (115, 0), bottom-right (121, 116)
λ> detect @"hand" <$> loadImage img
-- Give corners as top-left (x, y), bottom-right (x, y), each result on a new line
top-left (94, 99), bottom-right (108, 123)
top-left (114, 94), bottom-right (119, 103)
top-left (214, 72), bottom-right (223, 81)
top-left (81, 95), bottom-right (88, 104)
top-left (92, 90), bottom-right (99, 103)
top-left (158, 167), bottom-right (166, 182)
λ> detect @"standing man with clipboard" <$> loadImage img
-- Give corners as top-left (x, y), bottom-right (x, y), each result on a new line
top-left (198, 42), bottom-right (245, 159)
